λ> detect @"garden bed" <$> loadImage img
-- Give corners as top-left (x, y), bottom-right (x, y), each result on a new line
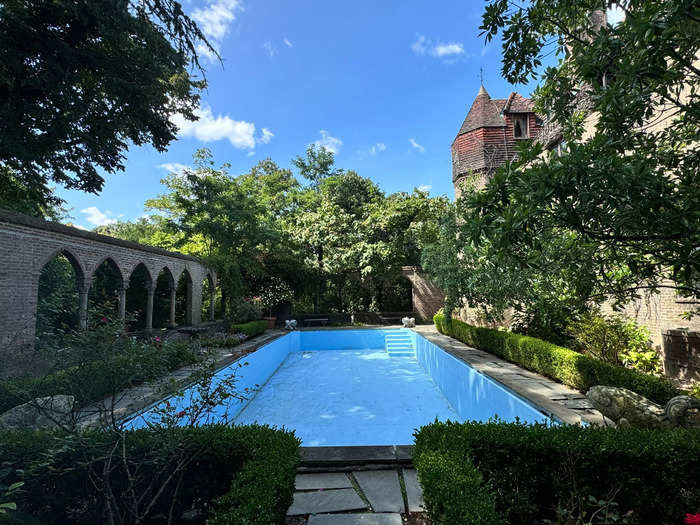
top-left (0, 424), bottom-right (300, 524)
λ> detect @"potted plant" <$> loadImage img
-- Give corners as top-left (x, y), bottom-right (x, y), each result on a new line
top-left (259, 279), bottom-right (293, 328)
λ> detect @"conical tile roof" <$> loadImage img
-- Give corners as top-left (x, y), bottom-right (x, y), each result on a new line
top-left (455, 85), bottom-right (506, 136)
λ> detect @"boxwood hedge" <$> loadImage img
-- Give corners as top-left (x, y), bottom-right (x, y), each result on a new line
top-left (414, 420), bottom-right (700, 524)
top-left (231, 320), bottom-right (268, 338)
top-left (0, 424), bottom-right (300, 524)
top-left (433, 313), bottom-right (678, 404)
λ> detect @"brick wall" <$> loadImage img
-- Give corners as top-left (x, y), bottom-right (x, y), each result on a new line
top-left (401, 266), bottom-right (445, 320)
top-left (0, 210), bottom-right (216, 357)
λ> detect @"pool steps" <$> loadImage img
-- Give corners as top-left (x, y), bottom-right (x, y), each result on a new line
top-left (384, 332), bottom-right (415, 357)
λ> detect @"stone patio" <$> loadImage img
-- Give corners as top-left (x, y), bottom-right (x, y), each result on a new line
top-left (287, 469), bottom-right (424, 523)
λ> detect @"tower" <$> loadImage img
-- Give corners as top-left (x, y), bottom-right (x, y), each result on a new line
top-left (451, 85), bottom-right (541, 197)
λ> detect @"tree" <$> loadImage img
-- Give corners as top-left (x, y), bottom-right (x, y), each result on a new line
top-left (0, 0), bottom-right (213, 211)
top-left (292, 167), bottom-right (448, 313)
top-left (144, 149), bottom-right (306, 314)
top-left (292, 144), bottom-right (342, 186)
top-left (459, 0), bottom-right (700, 322)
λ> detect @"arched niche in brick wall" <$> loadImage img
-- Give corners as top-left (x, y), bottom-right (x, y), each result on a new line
top-left (35, 249), bottom-right (84, 345)
top-left (126, 263), bottom-right (153, 331)
top-left (88, 257), bottom-right (123, 321)
top-left (176, 269), bottom-right (194, 326)
top-left (153, 267), bottom-right (175, 329)
top-left (201, 272), bottom-right (217, 322)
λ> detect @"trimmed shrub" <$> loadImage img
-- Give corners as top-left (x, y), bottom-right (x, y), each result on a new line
top-left (414, 420), bottom-right (700, 524)
top-left (413, 449), bottom-right (504, 525)
top-left (231, 320), bottom-right (268, 338)
top-left (434, 313), bottom-right (678, 404)
top-left (0, 424), bottom-right (300, 524)
top-left (208, 427), bottom-right (300, 524)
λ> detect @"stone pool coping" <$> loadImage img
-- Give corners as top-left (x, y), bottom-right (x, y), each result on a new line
top-left (412, 326), bottom-right (608, 426)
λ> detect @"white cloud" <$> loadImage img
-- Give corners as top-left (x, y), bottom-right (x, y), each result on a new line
top-left (411, 34), bottom-right (466, 61)
top-left (417, 184), bottom-right (432, 193)
top-left (411, 35), bottom-right (429, 56)
top-left (172, 104), bottom-right (259, 149)
top-left (433, 42), bottom-right (464, 57)
top-left (409, 138), bottom-right (425, 153)
top-left (263, 40), bottom-right (278, 58)
top-left (313, 130), bottom-right (343, 154)
top-left (73, 224), bottom-right (88, 231)
top-left (368, 143), bottom-right (386, 155)
top-left (259, 128), bottom-right (274, 144)
top-left (158, 162), bottom-right (189, 174)
top-left (247, 150), bottom-right (255, 157)
top-left (284, 38), bottom-right (293, 48)
top-left (192, 0), bottom-right (241, 61)
top-left (81, 206), bottom-right (116, 227)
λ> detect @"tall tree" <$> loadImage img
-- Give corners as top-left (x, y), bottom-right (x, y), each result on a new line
top-left (448, 0), bottom-right (700, 325)
top-left (0, 0), bottom-right (213, 211)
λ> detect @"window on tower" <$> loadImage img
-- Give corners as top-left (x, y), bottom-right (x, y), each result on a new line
top-left (513, 115), bottom-right (529, 138)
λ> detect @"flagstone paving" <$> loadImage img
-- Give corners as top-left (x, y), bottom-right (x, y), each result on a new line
top-left (288, 488), bottom-right (368, 516)
top-left (401, 470), bottom-right (424, 513)
top-left (296, 473), bottom-right (354, 490)
top-left (288, 469), bottom-right (424, 522)
top-left (308, 513), bottom-right (402, 524)
top-left (353, 471), bottom-right (404, 513)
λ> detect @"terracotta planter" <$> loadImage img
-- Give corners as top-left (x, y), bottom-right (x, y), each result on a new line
top-left (263, 316), bottom-right (277, 329)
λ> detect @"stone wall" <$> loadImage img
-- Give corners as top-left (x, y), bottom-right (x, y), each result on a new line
top-left (401, 266), bottom-right (445, 321)
top-left (0, 210), bottom-right (216, 355)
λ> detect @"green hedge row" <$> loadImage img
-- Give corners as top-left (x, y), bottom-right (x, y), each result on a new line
top-left (0, 424), bottom-right (300, 524)
top-left (231, 320), bottom-right (268, 338)
top-left (433, 313), bottom-right (678, 404)
top-left (0, 342), bottom-right (196, 414)
top-left (414, 420), bottom-right (700, 524)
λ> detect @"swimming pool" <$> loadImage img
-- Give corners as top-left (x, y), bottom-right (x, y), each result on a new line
top-left (127, 329), bottom-right (552, 446)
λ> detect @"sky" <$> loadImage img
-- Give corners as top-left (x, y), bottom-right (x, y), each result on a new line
top-left (59, 1), bottom-right (624, 230)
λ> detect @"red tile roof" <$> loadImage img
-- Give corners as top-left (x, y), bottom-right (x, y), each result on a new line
top-left (455, 86), bottom-right (535, 138)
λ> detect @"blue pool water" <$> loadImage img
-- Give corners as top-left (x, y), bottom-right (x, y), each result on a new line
top-left (127, 329), bottom-right (551, 445)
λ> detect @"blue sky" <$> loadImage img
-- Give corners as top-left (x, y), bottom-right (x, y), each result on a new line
top-left (60, 1), bottom-right (622, 230)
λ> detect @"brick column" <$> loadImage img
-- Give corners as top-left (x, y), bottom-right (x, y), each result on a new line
top-left (209, 289), bottom-right (215, 321)
top-left (118, 285), bottom-right (127, 322)
top-left (145, 283), bottom-right (155, 332)
top-left (185, 278), bottom-right (193, 326)
top-left (78, 283), bottom-right (90, 330)
top-left (169, 284), bottom-right (177, 328)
